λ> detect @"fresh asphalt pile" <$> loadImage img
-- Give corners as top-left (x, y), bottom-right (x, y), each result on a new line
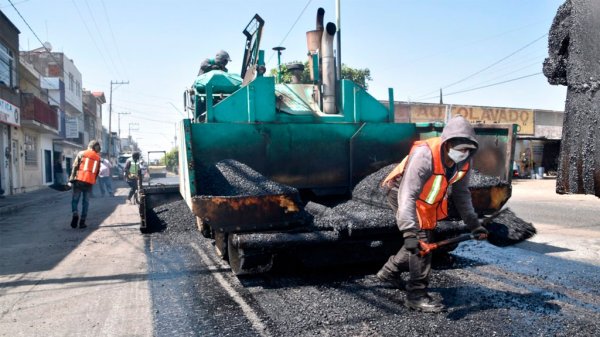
top-left (142, 160), bottom-right (599, 336)
top-left (544, 0), bottom-right (600, 197)
top-left (351, 163), bottom-right (396, 209)
top-left (196, 159), bottom-right (297, 196)
top-left (483, 208), bottom-right (536, 246)
top-left (146, 199), bottom-right (197, 242)
top-left (148, 158), bottom-right (531, 249)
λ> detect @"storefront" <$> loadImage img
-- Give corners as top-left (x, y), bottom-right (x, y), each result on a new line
top-left (0, 97), bottom-right (20, 195)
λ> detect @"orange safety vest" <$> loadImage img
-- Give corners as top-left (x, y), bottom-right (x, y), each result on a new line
top-left (75, 149), bottom-right (101, 185)
top-left (382, 137), bottom-right (470, 230)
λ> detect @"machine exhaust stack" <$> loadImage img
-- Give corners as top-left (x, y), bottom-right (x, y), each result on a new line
top-left (306, 8), bottom-right (325, 82)
top-left (321, 22), bottom-right (337, 114)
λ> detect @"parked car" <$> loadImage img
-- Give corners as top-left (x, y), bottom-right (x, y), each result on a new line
top-left (117, 153), bottom-right (132, 180)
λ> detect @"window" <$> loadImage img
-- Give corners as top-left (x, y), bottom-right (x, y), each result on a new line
top-left (24, 134), bottom-right (38, 166)
top-left (0, 42), bottom-right (15, 87)
top-left (68, 72), bottom-right (74, 91)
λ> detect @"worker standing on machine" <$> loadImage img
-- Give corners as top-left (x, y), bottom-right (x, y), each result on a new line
top-left (198, 50), bottom-right (232, 75)
top-left (68, 140), bottom-right (101, 229)
top-left (376, 115), bottom-right (488, 313)
top-left (124, 151), bottom-right (142, 204)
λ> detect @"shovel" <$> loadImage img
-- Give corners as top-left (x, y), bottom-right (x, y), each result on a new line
top-left (418, 208), bottom-right (511, 256)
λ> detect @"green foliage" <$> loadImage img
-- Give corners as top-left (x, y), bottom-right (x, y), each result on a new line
top-left (163, 148), bottom-right (179, 172)
top-left (269, 61), bottom-right (372, 89)
top-left (341, 64), bottom-right (372, 90)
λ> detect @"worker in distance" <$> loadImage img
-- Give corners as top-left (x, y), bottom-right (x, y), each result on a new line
top-left (377, 115), bottom-right (488, 313)
top-left (198, 50), bottom-right (232, 75)
top-left (68, 140), bottom-right (102, 229)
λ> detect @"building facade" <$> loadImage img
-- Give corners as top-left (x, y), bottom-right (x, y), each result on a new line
top-left (21, 48), bottom-right (85, 182)
top-left (0, 11), bottom-right (21, 196)
top-left (18, 56), bottom-right (60, 191)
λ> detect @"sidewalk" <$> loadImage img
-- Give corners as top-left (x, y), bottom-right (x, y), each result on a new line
top-left (0, 186), bottom-right (71, 216)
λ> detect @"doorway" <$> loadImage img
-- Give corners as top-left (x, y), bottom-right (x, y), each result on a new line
top-left (65, 157), bottom-right (72, 179)
top-left (11, 139), bottom-right (20, 192)
top-left (44, 150), bottom-right (52, 183)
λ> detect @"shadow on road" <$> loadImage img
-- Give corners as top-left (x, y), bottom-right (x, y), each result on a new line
top-left (0, 180), bottom-right (134, 276)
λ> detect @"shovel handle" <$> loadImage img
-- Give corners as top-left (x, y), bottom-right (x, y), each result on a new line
top-left (418, 233), bottom-right (487, 257)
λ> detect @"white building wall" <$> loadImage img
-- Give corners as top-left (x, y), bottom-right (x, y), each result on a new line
top-left (19, 128), bottom-right (43, 192)
top-left (62, 57), bottom-right (82, 113)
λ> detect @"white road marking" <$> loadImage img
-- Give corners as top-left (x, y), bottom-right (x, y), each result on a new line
top-left (190, 242), bottom-right (270, 337)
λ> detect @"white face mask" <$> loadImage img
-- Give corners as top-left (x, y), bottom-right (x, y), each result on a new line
top-left (448, 148), bottom-right (469, 163)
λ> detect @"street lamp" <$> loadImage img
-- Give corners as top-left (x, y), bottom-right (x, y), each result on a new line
top-left (272, 46), bottom-right (286, 83)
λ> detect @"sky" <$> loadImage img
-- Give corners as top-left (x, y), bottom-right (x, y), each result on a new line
top-left (1, 0), bottom-right (567, 153)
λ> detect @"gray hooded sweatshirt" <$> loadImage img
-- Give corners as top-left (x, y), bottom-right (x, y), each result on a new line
top-left (394, 115), bottom-right (480, 234)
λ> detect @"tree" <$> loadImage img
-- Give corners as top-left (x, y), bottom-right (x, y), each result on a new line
top-left (270, 61), bottom-right (372, 89)
top-left (340, 64), bottom-right (372, 90)
top-left (162, 148), bottom-right (179, 173)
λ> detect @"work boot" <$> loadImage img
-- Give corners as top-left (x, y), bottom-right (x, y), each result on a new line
top-left (70, 214), bottom-right (79, 228)
top-left (405, 291), bottom-right (446, 313)
top-left (79, 219), bottom-right (87, 229)
top-left (375, 267), bottom-right (406, 289)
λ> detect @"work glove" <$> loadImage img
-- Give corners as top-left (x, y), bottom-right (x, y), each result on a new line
top-left (403, 232), bottom-right (420, 254)
top-left (470, 224), bottom-right (489, 240)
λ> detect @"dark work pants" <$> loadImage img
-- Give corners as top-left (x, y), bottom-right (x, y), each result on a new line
top-left (127, 179), bottom-right (138, 200)
top-left (380, 186), bottom-right (432, 293)
top-left (72, 183), bottom-right (92, 219)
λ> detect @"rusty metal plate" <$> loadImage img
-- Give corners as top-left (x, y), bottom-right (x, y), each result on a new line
top-left (191, 193), bottom-right (308, 233)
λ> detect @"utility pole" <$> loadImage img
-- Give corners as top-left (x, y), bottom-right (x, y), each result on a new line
top-left (128, 122), bottom-right (139, 138)
top-left (108, 80), bottom-right (129, 160)
top-left (117, 112), bottom-right (130, 139)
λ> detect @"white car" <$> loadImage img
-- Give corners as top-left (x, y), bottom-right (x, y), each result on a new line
top-left (117, 154), bottom-right (132, 180)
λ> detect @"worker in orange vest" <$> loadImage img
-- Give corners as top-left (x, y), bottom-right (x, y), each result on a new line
top-left (68, 140), bottom-right (101, 229)
top-left (376, 115), bottom-right (488, 313)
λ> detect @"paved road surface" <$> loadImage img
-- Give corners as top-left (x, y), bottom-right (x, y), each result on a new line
top-left (1, 178), bottom-right (599, 336)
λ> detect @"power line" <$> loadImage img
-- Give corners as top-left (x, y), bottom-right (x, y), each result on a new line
top-left (458, 59), bottom-right (544, 90)
top-left (0, 0), bottom-right (29, 9)
top-left (83, 0), bottom-right (122, 78)
top-left (420, 72), bottom-right (543, 101)
top-left (7, 0), bottom-right (64, 68)
top-left (100, 0), bottom-right (129, 79)
top-left (416, 33), bottom-right (548, 99)
top-left (402, 19), bottom-right (549, 68)
top-left (266, 0), bottom-right (313, 65)
top-left (8, 0), bottom-right (99, 110)
top-left (71, 0), bottom-right (117, 77)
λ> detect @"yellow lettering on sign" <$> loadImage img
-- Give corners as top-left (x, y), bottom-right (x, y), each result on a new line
top-left (409, 104), bottom-right (446, 123)
top-left (408, 104), bottom-right (534, 134)
top-left (452, 106), bottom-right (533, 134)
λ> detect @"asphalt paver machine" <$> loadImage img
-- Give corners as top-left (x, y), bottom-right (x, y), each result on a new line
top-left (170, 11), bottom-right (517, 274)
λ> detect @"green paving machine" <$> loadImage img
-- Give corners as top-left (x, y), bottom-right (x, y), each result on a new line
top-left (173, 11), bottom-right (517, 274)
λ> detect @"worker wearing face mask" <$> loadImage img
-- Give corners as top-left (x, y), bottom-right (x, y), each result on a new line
top-left (377, 115), bottom-right (488, 313)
